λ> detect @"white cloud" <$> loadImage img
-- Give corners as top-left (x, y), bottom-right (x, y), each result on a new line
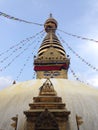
top-left (87, 74), bottom-right (98, 88)
top-left (0, 76), bottom-right (13, 90)
top-left (77, 41), bottom-right (98, 64)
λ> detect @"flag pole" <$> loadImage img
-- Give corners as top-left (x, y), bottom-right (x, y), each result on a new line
top-left (76, 117), bottom-right (79, 130)
top-left (15, 114), bottom-right (18, 130)
top-left (76, 114), bottom-right (83, 130)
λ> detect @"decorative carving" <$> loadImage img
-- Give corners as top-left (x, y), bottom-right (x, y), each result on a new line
top-left (39, 78), bottom-right (57, 96)
top-left (35, 108), bottom-right (59, 130)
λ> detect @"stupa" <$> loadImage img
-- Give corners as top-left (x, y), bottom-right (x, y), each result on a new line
top-left (0, 15), bottom-right (98, 130)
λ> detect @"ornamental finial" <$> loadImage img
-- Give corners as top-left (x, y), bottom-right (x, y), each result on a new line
top-left (49, 13), bottom-right (52, 18)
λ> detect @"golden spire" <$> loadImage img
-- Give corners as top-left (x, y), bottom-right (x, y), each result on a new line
top-left (34, 15), bottom-right (70, 79)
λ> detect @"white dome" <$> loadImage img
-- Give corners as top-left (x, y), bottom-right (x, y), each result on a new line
top-left (0, 79), bottom-right (98, 130)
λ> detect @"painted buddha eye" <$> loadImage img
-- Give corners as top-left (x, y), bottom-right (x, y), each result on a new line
top-left (53, 72), bottom-right (60, 76)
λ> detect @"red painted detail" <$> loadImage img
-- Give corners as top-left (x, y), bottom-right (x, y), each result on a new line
top-left (34, 64), bottom-right (68, 71)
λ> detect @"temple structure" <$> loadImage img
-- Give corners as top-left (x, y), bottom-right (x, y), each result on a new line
top-left (0, 15), bottom-right (98, 130)
top-left (24, 15), bottom-right (71, 130)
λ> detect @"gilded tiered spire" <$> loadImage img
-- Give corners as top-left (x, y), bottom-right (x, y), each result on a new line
top-left (34, 15), bottom-right (70, 79)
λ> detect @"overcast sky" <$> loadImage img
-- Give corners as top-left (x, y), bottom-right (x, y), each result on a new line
top-left (0, 0), bottom-right (98, 90)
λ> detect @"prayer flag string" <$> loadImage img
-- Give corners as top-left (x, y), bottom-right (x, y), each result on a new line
top-left (58, 29), bottom-right (98, 43)
top-left (57, 33), bottom-right (98, 72)
top-left (0, 11), bottom-right (43, 26)
top-left (0, 30), bottom-right (44, 58)
top-left (0, 39), bottom-right (36, 72)
top-left (16, 32), bottom-right (45, 80)
top-left (69, 66), bottom-right (91, 86)
top-left (0, 31), bottom-right (44, 65)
